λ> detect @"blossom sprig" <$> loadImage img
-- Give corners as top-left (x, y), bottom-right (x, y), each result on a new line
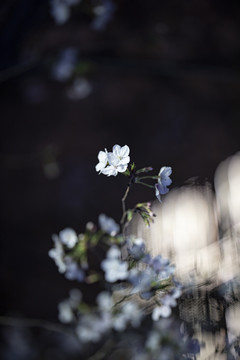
top-left (47, 144), bottom-right (204, 359)
top-left (96, 144), bottom-right (172, 207)
top-left (95, 144), bottom-right (130, 176)
top-left (124, 202), bottom-right (156, 228)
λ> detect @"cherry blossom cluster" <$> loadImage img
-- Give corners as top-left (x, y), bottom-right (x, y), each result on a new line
top-left (48, 144), bottom-right (201, 359)
top-left (96, 144), bottom-right (130, 176)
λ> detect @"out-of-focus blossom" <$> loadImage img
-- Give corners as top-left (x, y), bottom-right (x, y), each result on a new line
top-left (91, 0), bottom-right (116, 31)
top-left (58, 300), bottom-right (75, 323)
top-left (76, 313), bottom-right (111, 343)
top-left (59, 228), bottom-right (78, 248)
top-left (96, 291), bottom-right (113, 311)
top-left (52, 48), bottom-right (78, 81)
top-left (50, 0), bottom-right (81, 25)
top-left (152, 305), bottom-right (172, 320)
top-left (145, 330), bottom-right (160, 351)
top-left (69, 288), bottom-right (82, 306)
top-left (98, 213), bottom-right (120, 236)
top-left (151, 255), bottom-right (175, 279)
top-left (48, 235), bottom-right (66, 273)
top-left (101, 246), bottom-right (128, 282)
top-left (155, 166), bottom-right (172, 202)
top-left (65, 258), bottom-right (85, 282)
top-left (127, 237), bottom-right (146, 260)
top-left (112, 302), bottom-right (142, 331)
top-left (66, 77), bottom-right (92, 100)
top-left (128, 267), bottom-right (153, 295)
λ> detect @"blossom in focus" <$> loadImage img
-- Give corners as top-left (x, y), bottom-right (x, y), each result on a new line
top-left (108, 144), bottom-right (130, 168)
top-left (95, 150), bottom-right (108, 173)
top-left (155, 166), bottom-right (172, 202)
top-left (101, 246), bottom-right (128, 282)
top-left (96, 144), bottom-right (130, 176)
top-left (98, 213), bottom-right (120, 236)
top-left (59, 228), bottom-right (78, 248)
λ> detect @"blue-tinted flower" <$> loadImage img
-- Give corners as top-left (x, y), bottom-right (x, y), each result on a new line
top-left (91, 0), bottom-right (116, 31)
top-left (155, 166), bottom-right (172, 202)
top-left (65, 258), bottom-right (85, 282)
top-left (52, 48), bottom-right (77, 81)
top-left (50, 0), bottom-right (81, 25)
top-left (127, 237), bottom-right (146, 260)
top-left (98, 213), bottom-right (120, 236)
top-left (128, 268), bottom-right (153, 294)
top-left (151, 255), bottom-right (174, 279)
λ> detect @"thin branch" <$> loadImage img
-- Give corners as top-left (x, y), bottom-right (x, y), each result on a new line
top-left (0, 316), bottom-right (75, 337)
top-left (120, 184), bottom-right (131, 226)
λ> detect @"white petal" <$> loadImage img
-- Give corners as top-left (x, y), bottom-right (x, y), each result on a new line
top-left (101, 165), bottom-right (118, 176)
top-left (116, 164), bottom-right (128, 173)
top-left (119, 156), bottom-right (130, 165)
top-left (155, 184), bottom-right (162, 202)
top-left (98, 150), bottom-right (108, 163)
top-left (112, 144), bottom-right (121, 157)
top-left (119, 145), bottom-right (130, 157)
top-left (159, 305), bottom-right (172, 318)
top-left (108, 152), bottom-right (119, 166)
top-left (96, 162), bottom-right (105, 172)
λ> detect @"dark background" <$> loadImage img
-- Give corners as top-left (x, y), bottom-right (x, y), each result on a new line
top-left (1, 0), bottom-right (240, 323)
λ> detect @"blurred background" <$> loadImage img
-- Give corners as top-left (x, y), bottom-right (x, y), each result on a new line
top-left (1, 0), bottom-right (240, 336)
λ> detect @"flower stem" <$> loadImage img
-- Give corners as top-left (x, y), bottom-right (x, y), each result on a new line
top-left (0, 316), bottom-right (75, 337)
top-left (137, 175), bottom-right (159, 180)
top-left (120, 184), bottom-right (130, 227)
top-left (135, 180), bottom-right (155, 189)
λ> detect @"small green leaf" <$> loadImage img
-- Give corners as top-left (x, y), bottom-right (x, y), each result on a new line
top-left (130, 162), bottom-right (136, 171)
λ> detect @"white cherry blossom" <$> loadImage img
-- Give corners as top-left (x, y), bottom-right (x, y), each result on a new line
top-left (95, 145), bottom-right (130, 176)
top-left (95, 149), bottom-right (108, 173)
